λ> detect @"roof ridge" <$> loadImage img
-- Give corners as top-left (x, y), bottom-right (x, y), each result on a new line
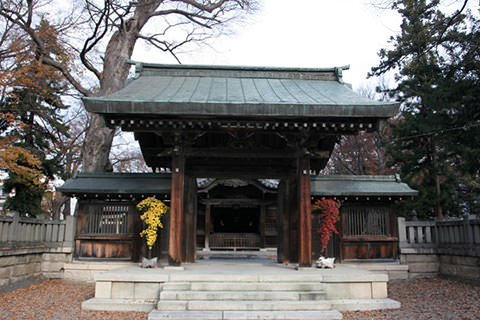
top-left (127, 59), bottom-right (350, 74)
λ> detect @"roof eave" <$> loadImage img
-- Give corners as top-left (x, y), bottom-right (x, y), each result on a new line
top-left (82, 98), bottom-right (400, 119)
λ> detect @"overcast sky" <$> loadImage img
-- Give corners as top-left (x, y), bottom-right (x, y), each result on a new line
top-left (132, 0), bottom-right (402, 90)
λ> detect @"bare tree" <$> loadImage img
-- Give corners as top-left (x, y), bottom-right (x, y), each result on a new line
top-left (110, 130), bottom-right (150, 172)
top-left (111, 148), bottom-right (150, 172)
top-left (322, 81), bottom-right (396, 176)
top-left (0, 0), bottom-right (255, 172)
top-left (323, 126), bottom-right (395, 176)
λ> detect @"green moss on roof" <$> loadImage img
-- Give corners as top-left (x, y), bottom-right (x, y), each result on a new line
top-left (83, 62), bottom-right (399, 119)
top-left (310, 175), bottom-right (418, 197)
top-left (57, 172), bottom-right (171, 195)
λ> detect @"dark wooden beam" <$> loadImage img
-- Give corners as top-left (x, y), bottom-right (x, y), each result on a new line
top-left (189, 165), bottom-right (294, 179)
top-left (199, 198), bottom-right (275, 206)
top-left (298, 157), bottom-right (312, 267)
top-left (183, 147), bottom-right (303, 159)
top-left (107, 116), bottom-right (380, 134)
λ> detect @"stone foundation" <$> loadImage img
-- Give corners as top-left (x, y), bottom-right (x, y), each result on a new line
top-left (0, 246), bottom-right (73, 287)
top-left (400, 252), bottom-right (440, 279)
top-left (439, 255), bottom-right (480, 281)
top-left (400, 248), bottom-right (480, 281)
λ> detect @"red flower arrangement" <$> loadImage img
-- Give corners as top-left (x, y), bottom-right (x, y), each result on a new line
top-left (313, 198), bottom-right (341, 255)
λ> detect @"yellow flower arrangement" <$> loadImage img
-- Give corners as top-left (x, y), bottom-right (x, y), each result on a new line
top-left (137, 197), bottom-right (169, 251)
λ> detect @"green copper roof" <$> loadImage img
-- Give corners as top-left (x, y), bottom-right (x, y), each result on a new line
top-left (57, 172), bottom-right (171, 195)
top-left (59, 173), bottom-right (417, 199)
top-left (310, 175), bottom-right (418, 197)
top-left (83, 62), bottom-right (399, 119)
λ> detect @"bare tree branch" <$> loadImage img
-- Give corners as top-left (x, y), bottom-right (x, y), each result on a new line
top-left (149, 9), bottom-right (220, 28)
top-left (79, 0), bottom-right (110, 81)
top-left (0, 1), bottom-right (92, 96)
top-left (172, 0), bottom-right (234, 13)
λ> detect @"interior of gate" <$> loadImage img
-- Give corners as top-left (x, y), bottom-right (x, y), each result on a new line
top-left (133, 122), bottom-right (341, 266)
top-left (196, 179), bottom-right (278, 252)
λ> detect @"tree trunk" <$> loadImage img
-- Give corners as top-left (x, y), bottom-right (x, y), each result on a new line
top-left (81, 6), bottom-right (153, 172)
top-left (81, 113), bottom-right (115, 172)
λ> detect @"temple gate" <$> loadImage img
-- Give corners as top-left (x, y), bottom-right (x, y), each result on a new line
top-left (77, 62), bottom-right (399, 266)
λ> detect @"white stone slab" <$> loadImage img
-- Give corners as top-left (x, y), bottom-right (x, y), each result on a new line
top-left (182, 300), bottom-right (332, 311)
top-left (223, 310), bottom-right (343, 320)
top-left (189, 281), bottom-right (324, 292)
top-left (157, 300), bottom-right (188, 311)
top-left (169, 273), bottom-right (260, 282)
top-left (82, 298), bottom-right (156, 312)
top-left (163, 266), bottom-right (185, 271)
top-left (148, 310), bottom-right (222, 320)
top-left (111, 281), bottom-right (134, 299)
top-left (160, 290), bottom-right (302, 301)
top-left (329, 298), bottom-right (401, 311)
top-left (134, 282), bottom-right (161, 299)
top-left (95, 281), bottom-right (112, 299)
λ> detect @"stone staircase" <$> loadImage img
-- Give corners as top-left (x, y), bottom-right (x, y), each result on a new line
top-left (149, 277), bottom-right (342, 319)
top-left (82, 263), bottom-right (401, 319)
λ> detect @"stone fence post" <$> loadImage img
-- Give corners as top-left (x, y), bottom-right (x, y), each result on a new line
top-left (397, 217), bottom-right (407, 248)
top-left (64, 215), bottom-right (76, 248)
top-left (463, 214), bottom-right (473, 243)
top-left (6, 215), bottom-right (19, 243)
top-left (463, 214), bottom-right (474, 255)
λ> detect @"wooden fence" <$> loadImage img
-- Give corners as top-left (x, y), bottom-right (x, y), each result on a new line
top-left (0, 215), bottom-right (75, 246)
top-left (398, 215), bottom-right (480, 256)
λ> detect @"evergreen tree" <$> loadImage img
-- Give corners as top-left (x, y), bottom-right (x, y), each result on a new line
top-left (1, 19), bottom-right (70, 216)
top-left (371, 0), bottom-right (480, 219)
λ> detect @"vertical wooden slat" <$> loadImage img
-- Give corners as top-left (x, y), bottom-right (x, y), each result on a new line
top-left (356, 208), bottom-right (360, 236)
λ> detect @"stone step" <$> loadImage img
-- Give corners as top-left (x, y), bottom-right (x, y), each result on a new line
top-left (157, 300), bottom-right (332, 311)
top-left (148, 310), bottom-right (343, 320)
top-left (162, 281), bottom-right (325, 292)
top-left (160, 290), bottom-right (326, 301)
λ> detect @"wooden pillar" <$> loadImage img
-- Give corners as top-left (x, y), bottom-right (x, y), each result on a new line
top-left (277, 177), bottom-right (297, 263)
top-left (289, 177), bottom-right (299, 263)
top-left (277, 179), bottom-right (287, 263)
top-left (298, 157), bottom-right (312, 267)
top-left (168, 154), bottom-right (184, 266)
top-left (183, 175), bottom-right (197, 263)
top-left (259, 205), bottom-right (266, 248)
top-left (204, 204), bottom-right (211, 250)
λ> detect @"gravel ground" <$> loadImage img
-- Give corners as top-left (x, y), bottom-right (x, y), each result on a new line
top-left (0, 277), bottom-right (478, 319)
top-left (343, 278), bottom-right (480, 320)
top-left (0, 279), bottom-right (147, 320)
